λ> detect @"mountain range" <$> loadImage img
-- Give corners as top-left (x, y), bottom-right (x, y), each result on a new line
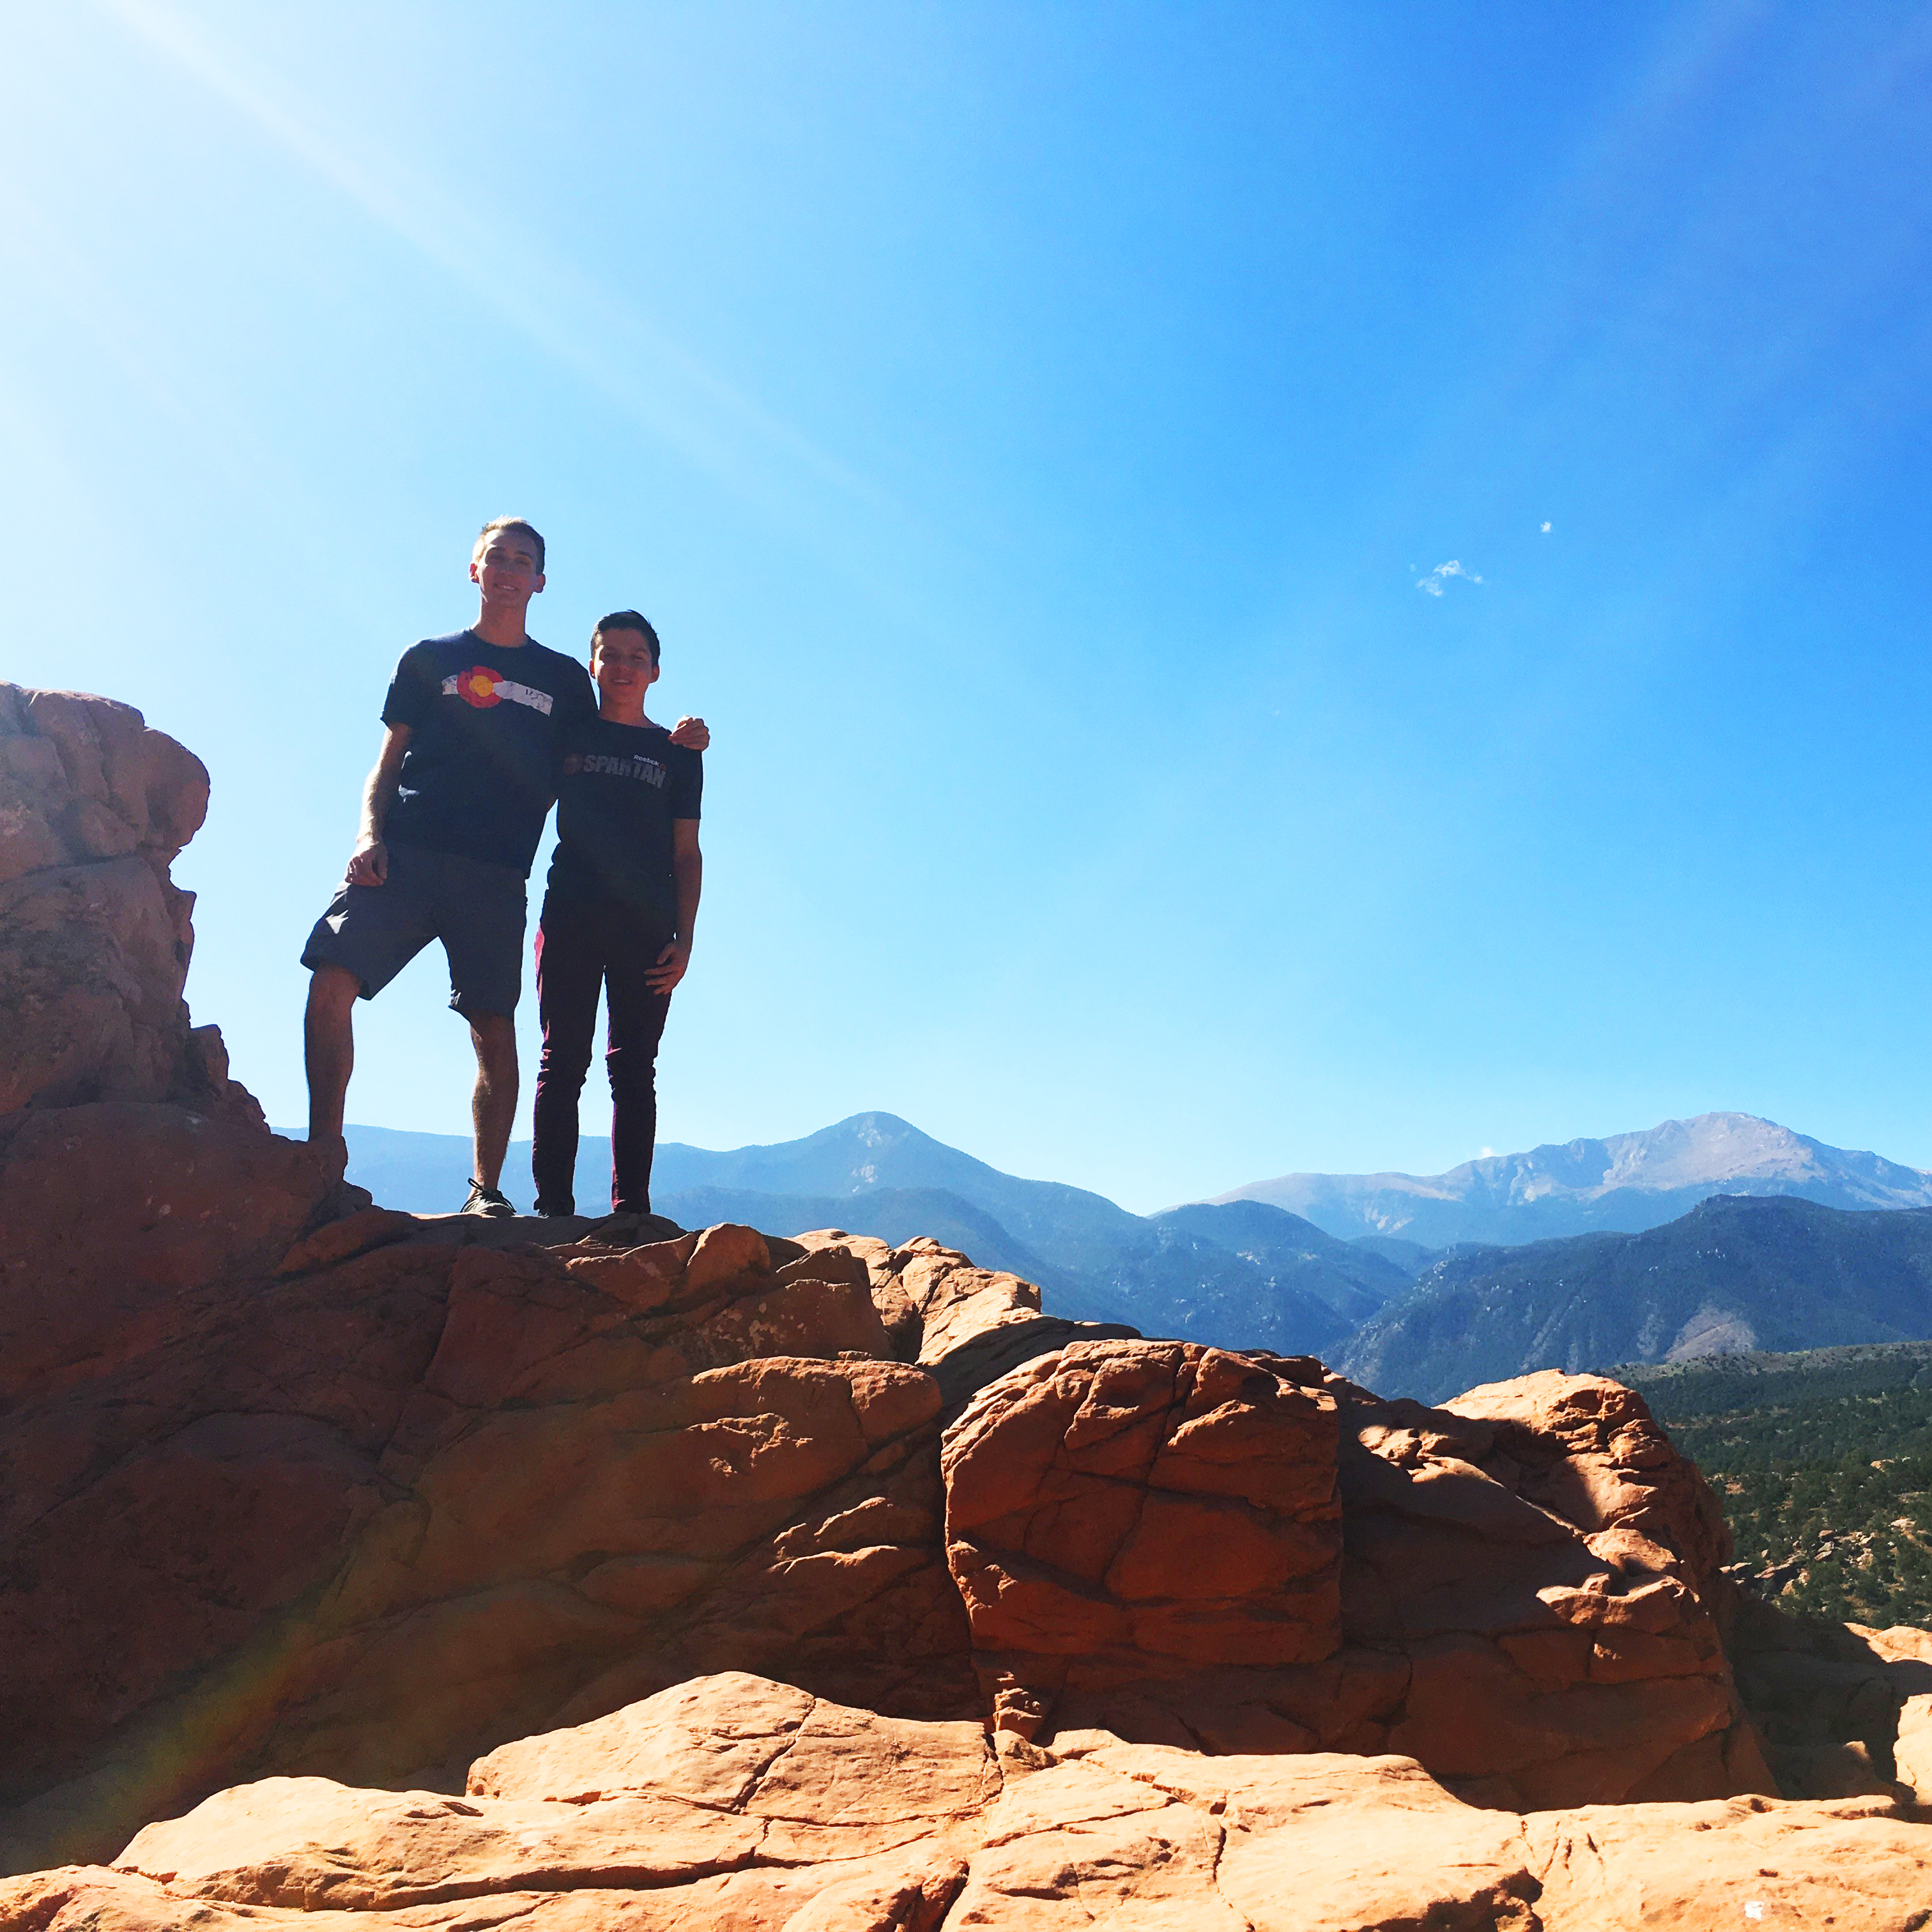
top-left (331, 1115), bottom-right (1413, 1357)
top-left (326, 1108), bottom-right (1932, 1390)
top-left (1335, 1194), bottom-right (1932, 1402)
top-left (1212, 1112), bottom-right (1932, 1247)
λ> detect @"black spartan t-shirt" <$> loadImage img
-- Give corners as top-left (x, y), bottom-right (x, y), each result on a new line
top-left (546, 716), bottom-right (703, 918)
top-left (380, 632), bottom-right (595, 875)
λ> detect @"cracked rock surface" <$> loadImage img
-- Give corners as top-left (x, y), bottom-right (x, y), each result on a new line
top-left (8, 1671), bottom-right (1932, 1931)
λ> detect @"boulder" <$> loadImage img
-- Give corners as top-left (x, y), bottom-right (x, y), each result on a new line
top-left (0, 684), bottom-right (242, 1117)
top-left (1724, 1597), bottom-right (1932, 1801)
top-left (8, 1671), bottom-right (1932, 1931)
top-left (1340, 1367), bottom-right (1764, 1809)
top-left (943, 1348), bottom-right (1771, 1809)
top-left (942, 1339), bottom-right (1344, 1736)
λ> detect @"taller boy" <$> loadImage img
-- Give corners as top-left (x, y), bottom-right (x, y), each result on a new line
top-left (303, 519), bottom-right (670, 1214)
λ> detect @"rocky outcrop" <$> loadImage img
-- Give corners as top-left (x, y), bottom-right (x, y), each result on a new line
top-left (0, 684), bottom-right (353, 1449)
top-left (6, 1192), bottom-right (1794, 1873)
top-left (941, 1351), bottom-right (1764, 1809)
top-left (0, 1213), bottom-right (988, 1874)
top-left (0, 684), bottom-right (252, 1120)
top-left (1344, 1367), bottom-right (1758, 1809)
top-left (1725, 1595), bottom-right (1932, 1800)
top-left (9, 1671), bottom-right (1932, 1931)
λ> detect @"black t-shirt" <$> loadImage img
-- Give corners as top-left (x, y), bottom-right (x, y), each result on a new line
top-left (380, 631), bottom-right (595, 875)
top-left (546, 716), bottom-right (703, 917)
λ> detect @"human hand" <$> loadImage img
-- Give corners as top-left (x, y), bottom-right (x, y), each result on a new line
top-left (346, 838), bottom-right (389, 887)
top-left (669, 715), bottom-right (710, 751)
top-left (646, 935), bottom-right (691, 993)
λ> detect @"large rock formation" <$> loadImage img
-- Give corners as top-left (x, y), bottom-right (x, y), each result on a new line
top-left (0, 684), bottom-right (238, 1117)
top-left (10, 1672), bottom-right (1932, 1930)
top-left (7, 682), bottom-right (1932, 1924)
top-left (942, 1347), bottom-right (1763, 1809)
top-left (0, 1208), bottom-right (997, 1872)
top-left (0, 684), bottom-right (358, 1453)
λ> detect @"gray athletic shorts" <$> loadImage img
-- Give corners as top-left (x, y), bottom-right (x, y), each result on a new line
top-left (301, 841), bottom-right (526, 1018)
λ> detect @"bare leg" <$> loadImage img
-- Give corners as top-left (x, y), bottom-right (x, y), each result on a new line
top-left (304, 966), bottom-right (360, 1178)
top-left (469, 1012), bottom-right (519, 1191)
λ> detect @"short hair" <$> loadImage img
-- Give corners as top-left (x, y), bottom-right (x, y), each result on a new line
top-left (473, 516), bottom-right (546, 572)
top-left (592, 609), bottom-right (661, 668)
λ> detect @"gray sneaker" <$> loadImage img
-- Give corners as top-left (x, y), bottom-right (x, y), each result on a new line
top-left (461, 1181), bottom-right (516, 1218)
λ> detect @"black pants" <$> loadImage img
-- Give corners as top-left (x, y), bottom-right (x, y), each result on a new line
top-left (530, 892), bottom-right (673, 1215)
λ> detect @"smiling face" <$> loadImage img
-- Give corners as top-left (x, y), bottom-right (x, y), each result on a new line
top-left (469, 528), bottom-right (546, 617)
top-left (590, 625), bottom-right (659, 720)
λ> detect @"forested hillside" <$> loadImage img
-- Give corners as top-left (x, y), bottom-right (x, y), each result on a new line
top-left (1617, 1343), bottom-right (1932, 1627)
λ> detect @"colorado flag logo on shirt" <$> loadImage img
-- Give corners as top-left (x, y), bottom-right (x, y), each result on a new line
top-left (443, 666), bottom-right (553, 715)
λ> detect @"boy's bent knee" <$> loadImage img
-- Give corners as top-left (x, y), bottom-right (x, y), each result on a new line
top-left (466, 1011), bottom-right (518, 1064)
top-left (307, 964), bottom-right (363, 1013)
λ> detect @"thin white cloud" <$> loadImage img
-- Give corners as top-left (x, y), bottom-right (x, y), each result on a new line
top-left (1416, 559), bottom-right (1483, 597)
top-left (1540, 520), bottom-right (1552, 533)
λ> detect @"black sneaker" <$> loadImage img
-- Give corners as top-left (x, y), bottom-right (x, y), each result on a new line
top-left (533, 1200), bottom-right (576, 1218)
top-left (461, 1181), bottom-right (516, 1218)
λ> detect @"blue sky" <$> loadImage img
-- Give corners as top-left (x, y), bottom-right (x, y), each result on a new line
top-left (5, 2), bottom-right (1930, 1211)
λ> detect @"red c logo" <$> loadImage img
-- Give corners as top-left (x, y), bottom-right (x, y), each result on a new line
top-left (457, 667), bottom-right (502, 708)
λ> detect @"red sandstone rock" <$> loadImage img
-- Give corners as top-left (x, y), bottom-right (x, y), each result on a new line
top-left (794, 1230), bottom-right (1082, 1383)
top-left (0, 1218), bottom-right (974, 1876)
top-left (1724, 1598), bottom-right (1932, 1800)
top-left (0, 1101), bottom-right (348, 1391)
top-left (0, 684), bottom-right (231, 1116)
top-left (940, 1346), bottom-right (1773, 1810)
top-left (6, 1673), bottom-right (1932, 1930)
top-left (0, 1188), bottom-right (1804, 1876)
top-left (942, 1338), bottom-right (1344, 1735)
top-left (889, 1238), bottom-right (1043, 1362)
top-left (1326, 1366), bottom-right (1765, 1808)
top-left (1446, 1368), bottom-right (1733, 1595)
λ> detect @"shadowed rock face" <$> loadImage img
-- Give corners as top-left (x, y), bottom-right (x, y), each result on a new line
top-left (8, 1672), bottom-right (1932, 1931)
top-left (8, 684), bottom-right (1932, 1920)
top-left (0, 1211), bottom-right (994, 1873)
top-left (1, 1193), bottom-right (1788, 1871)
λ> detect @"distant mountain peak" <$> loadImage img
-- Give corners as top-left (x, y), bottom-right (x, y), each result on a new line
top-left (1207, 1113), bottom-right (1932, 1249)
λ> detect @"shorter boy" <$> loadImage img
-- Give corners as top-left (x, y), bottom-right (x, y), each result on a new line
top-left (530, 611), bottom-right (702, 1218)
